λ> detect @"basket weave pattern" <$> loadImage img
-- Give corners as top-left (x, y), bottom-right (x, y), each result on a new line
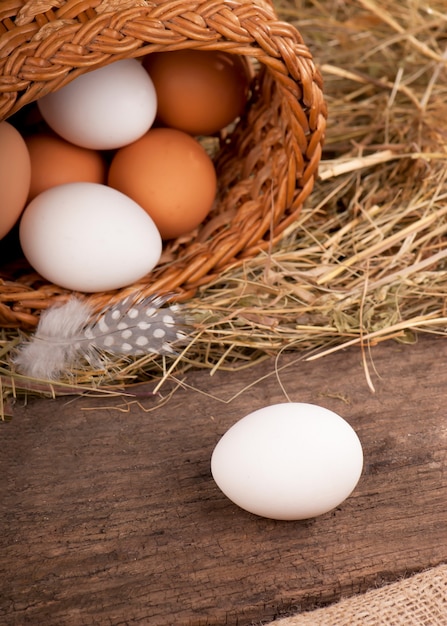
top-left (0, 0), bottom-right (326, 329)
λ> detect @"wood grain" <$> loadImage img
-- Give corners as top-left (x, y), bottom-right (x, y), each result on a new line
top-left (1, 336), bottom-right (446, 625)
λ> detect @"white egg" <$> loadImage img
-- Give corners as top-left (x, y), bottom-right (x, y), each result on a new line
top-left (37, 59), bottom-right (157, 149)
top-left (211, 402), bottom-right (363, 520)
top-left (19, 182), bottom-right (162, 293)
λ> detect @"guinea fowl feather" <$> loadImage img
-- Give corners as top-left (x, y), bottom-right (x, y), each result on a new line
top-left (13, 294), bottom-right (187, 380)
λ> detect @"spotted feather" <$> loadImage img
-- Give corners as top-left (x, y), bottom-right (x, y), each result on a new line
top-left (13, 293), bottom-right (188, 380)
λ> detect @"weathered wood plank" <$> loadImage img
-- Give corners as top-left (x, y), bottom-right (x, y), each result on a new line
top-left (1, 336), bottom-right (446, 625)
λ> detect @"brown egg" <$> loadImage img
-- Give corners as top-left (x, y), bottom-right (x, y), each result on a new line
top-left (143, 50), bottom-right (250, 136)
top-left (25, 133), bottom-right (107, 201)
top-left (108, 128), bottom-right (217, 239)
top-left (0, 122), bottom-right (31, 239)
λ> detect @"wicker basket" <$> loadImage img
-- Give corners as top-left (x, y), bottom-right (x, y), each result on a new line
top-left (0, 0), bottom-right (327, 330)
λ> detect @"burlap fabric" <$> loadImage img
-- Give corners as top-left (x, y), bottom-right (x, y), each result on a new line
top-left (267, 564), bottom-right (447, 626)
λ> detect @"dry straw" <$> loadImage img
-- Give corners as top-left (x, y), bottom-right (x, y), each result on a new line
top-left (2, 0), bottom-right (447, 415)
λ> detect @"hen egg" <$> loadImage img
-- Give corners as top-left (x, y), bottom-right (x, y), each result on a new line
top-left (143, 50), bottom-right (250, 135)
top-left (19, 182), bottom-right (162, 293)
top-left (25, 133), bottom-right (107, 201)
top-left (0, 122), bottom-right (31, 239)
top-left (108, 128), bottom-right (217, 239)
top-left (211, 403), bottom-right (363, 520)
top-left (37, 59), bottom-right (157, 149)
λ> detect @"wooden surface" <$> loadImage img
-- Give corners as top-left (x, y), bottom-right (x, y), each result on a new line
top-left (1, 336), bottom-right (446, 625)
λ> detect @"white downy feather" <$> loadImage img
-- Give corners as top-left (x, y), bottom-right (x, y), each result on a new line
top-left (14, 298), bottom-right (93, 380)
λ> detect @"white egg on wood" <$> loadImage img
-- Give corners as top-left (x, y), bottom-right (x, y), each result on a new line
top-left (37, 59), bottom-right (157, 150)
top-left (19, 182), bottom-right (162, 293)
top-left (211, 402), bottom-right (364, 520)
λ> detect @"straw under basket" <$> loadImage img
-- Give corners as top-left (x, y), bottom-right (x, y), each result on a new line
top-left (0, 0), bottom-right (327, 330)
